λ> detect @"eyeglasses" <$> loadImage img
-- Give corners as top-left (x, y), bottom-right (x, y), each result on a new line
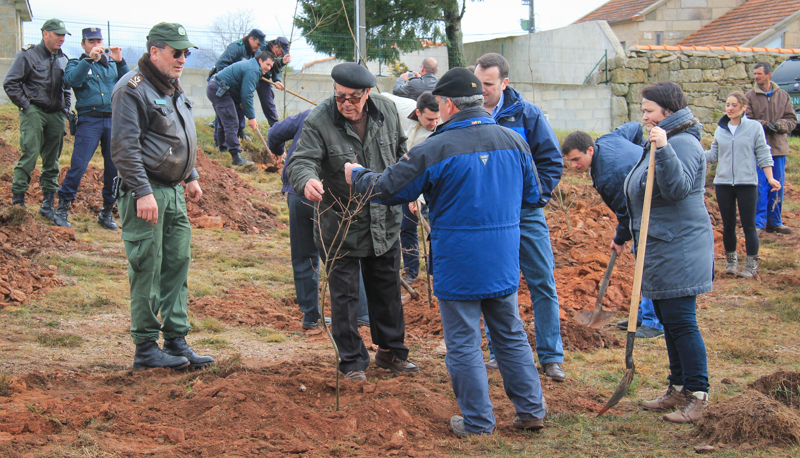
top-left (334, 92), bottom-right (365, 105)
top-left (168, 49), bottom-right (191, 59)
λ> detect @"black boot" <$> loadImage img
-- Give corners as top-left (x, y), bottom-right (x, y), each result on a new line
top-left (163, 336), bottom-right (215, 369)
top-left (98, 201), bottom-right (118, 230)
top-left (12, 193), bottom-right (26, 207)
top-left (230, 152), bottom-right (253, 166)
top-left (53, 199), bottom-right (71, 227)
top-left (133, 341), bottom-right (190, 371)
top-left (39, 192), bottom-right (56, 221)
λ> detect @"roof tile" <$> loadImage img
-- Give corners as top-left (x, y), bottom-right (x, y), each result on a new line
top-left (680, 0), bottom-right (800, 46)
top-left (576, 0), bottom-right (661, 24)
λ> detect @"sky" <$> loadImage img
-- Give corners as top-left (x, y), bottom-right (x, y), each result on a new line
top-left (26, 0), bottom-right (610, 66)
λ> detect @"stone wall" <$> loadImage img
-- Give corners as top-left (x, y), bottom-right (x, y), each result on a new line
top-left (591, 49), bottom-right (791, 133)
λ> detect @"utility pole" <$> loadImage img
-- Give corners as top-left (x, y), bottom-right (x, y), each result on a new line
top-left (521, 0), bottom-right (534, 33)
top-left (355, 0), bottom-right (367, 63)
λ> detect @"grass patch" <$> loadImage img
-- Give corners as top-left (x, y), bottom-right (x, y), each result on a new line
top-left (194, 337), bottom-right (230, 348)
top-left (37, 333), bottom-right (83, 348)
top-left (197, 317), bottom-right (224, 333)
top-left (768, 293), bottom-right (800, 322)
top-left (713, 337), bottom-right (777, 364)
top-left (1, 205), bottom-right (29, 225)
top-left (0, 373), bottom-right (11, 397)
top-left (760, 256), bottom-right (797, 271)
top-left (253, 327), bottom-right (288, 343)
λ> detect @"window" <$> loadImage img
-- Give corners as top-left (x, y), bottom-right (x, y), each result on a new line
top-left (655, 32), bottom-right (663, 46)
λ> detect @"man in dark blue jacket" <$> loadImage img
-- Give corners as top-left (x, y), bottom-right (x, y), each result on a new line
top-left (55, 27), bottom-right (129, 229)
top-left (267, 110), bottom-right (370, 329)
top-left (474, 53), bottom-right (566, 381)
top-left (562, 125), bottom-right (664, 338)
top-left (207, 52), bottom-right (274, 166)
top-left (256, 37), bottom-right (291, 126)
top-left (346, 67), bottom-right (546, 437)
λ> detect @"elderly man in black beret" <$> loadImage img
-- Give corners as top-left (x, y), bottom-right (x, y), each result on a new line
top-left (344, 67), bottom-right (546, 437)
top-left (286, 62), bottom-right (418, 381)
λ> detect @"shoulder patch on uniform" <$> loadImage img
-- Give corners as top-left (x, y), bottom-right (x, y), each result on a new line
top-left (22, 44), bottom-right (34, 51)
top-left (127, 73), bottom-right (143, 89)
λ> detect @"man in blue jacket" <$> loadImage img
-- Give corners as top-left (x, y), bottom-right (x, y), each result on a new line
top-left (346, 67), bottom-right (546, 437)
top-left (207, 51), bottom-right (275, 166)
top-left (562, 125), bottom-right (664, 338)
top-left (267, 109), bottom-right (370, 329)
top-left (474, 53), bottom-right (566, 381)
top-left (55, 27), bottom-right (129, 229)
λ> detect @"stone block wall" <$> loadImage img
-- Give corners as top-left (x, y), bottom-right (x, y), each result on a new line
top-left (591, 49), bottom-right (791, 133)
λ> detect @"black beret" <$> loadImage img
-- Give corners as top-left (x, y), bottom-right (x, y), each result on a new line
top-left (432, 67), bottom-right (482, 97)
top-left (331, 62), bottom-right (377, 89)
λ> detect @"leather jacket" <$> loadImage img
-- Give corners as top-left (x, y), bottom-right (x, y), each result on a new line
top-left (3, 41), bottom-right (71, 113)
top-left (110, 54), bottom-right (198, 199)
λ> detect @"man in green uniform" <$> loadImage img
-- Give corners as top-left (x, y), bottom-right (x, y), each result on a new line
top-left (111, 23), bottom-right (214, 371)
top-left (3, 19), bottom-right (71, 218)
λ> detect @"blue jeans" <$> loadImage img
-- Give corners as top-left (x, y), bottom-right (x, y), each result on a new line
top-left (652, 295), bottom-right (709, 393)
top-left (58, 115), bottom-right (116, 203)
top-left (440, 293), bottom-right (545, 434)
top-left (756, 155), bottom-right (785, 228)
top-left (640, 297), bottom-right (663, 330)
top-left (288, 193), bottom-right (368, 325)
top-left (400, 204), bottom-right (419, 280)
top-left (487, 206), bottom-right (564, 364)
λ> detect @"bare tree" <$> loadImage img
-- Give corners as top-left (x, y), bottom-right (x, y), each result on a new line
top-left (196, 10), bottom-right (257, 68)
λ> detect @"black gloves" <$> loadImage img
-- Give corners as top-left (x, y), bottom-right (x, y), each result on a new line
top-left (764, 122), bottom-right (779, 133)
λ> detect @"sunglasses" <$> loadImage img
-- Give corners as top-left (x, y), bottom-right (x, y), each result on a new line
top-left (334, 92), bottom-right (365, 105)
top-left (168, 49), bottom-right (191, 59)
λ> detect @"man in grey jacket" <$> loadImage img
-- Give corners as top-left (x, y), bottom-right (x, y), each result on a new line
top-left (3, 19), bottom-right (71, 218)
top-left (286, 62), bottom-right (418, 381)
top-left (111, 22), bottom-right (213, 371)
top-left (393, 58), bottom-right (438, 101)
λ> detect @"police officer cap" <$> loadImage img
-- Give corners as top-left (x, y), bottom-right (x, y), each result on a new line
top-left (432, 67), bottom-right (482, 98)
top-left (276, 36), bottom-right (290, 54)
top-left (331, 62), bottom-right (376, 89)
top-left (41, 18), bottom-right (71, 35)
top-left (147, 22), bottom-right (197, 49)
top-left (82, 27), bottom-right (102, 40)
top-left (249, 29), bottom-right (266, 45)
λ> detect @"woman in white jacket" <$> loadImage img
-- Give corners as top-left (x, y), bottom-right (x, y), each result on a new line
top-left (706, 91), bottom-right (781, 277)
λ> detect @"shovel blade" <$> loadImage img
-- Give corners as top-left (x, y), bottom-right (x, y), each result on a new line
top-left (597, 367), bottom-right (635, 417)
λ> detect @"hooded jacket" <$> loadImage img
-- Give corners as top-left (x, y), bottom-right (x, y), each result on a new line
top-left (286, 94), bottom-right (407, 258)
top-left (705, 115), bottom-right (773, 186)
top-left (111, 54), bottom-right (198, 199)
top-left (64, 54), bottom-right (129, 115)
top-left (493, 86), bottom-right (562, 208)
top-left (590, 122), bottom-right (645, 246)
top-left (745, 81), bottom-right (796, 157)
top-left (3, 41), bottom-right (71, 113)
top-left (624, 108), bottom-right (714, 300)
top-left (351, 106), bottom-right (540, 301)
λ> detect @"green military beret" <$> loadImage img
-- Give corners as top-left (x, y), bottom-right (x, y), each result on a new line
top-left (41, 18), bottom-right (71, 35)
top-left (147, 22), bottom-right (196, 50)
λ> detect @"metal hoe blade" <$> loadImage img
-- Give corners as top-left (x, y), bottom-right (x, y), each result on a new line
top-left (574, 250), bottom-right (618, 328)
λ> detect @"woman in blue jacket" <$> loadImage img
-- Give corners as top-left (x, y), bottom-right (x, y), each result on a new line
top-left (705, 91), bottom-right (781, 278)
top-left (626, 82), bottom-right (713, 424)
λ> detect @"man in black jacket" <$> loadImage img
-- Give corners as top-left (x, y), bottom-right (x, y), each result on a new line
top-left (393, 58), bottom-right (438, 101)
top-left (3, 19), bottom-right (72, 219)
top-left (111, 22), bottom-right (214, 371)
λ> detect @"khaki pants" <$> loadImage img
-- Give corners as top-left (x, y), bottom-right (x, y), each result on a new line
top-left (12, 105), bottom-right (65, 194)
top-left (118, 184), bottom-right (192, 344)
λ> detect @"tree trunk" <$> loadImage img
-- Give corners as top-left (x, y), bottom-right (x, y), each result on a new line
top-left (442, 0), bottom-right (465, 68)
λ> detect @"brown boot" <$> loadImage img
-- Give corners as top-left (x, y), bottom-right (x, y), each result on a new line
top-left (642, 385), bottom-right (686, 411)
top-left (663, 391), bottom-right (708, 424)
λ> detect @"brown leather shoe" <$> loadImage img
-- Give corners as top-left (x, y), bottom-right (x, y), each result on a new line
top-left (544, 362), bottom-right (566, 382)
top-left (344, 370), bottom-right (366, 381)
top-left (375, 348), bottom-right (419, 373)
top-left (642, 385), bottom-right (686, 411)
top-left (512, 415), bottom-right (544, 431)
top-left (663, 391), bottom-right (708, 424)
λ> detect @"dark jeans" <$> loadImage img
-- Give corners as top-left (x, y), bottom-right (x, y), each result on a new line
top-left (327, 240), bottom-right (407, 374)
top-left (256, 79), bottom-right (279, 126)
top-left (400, 204), bottom-right (419, 280)
top-left (58, 115), bottom-right (116, 203)
top-left (288, 193), bottom-right (368, 325)
top-left (207, 81), bottom-right (242, 154)
top-left (212, 112), bottom-right (245, 145)
top-left (715, 185), bottom-right (758, 255)
top-left (652, 295), bottom-right (709, 393)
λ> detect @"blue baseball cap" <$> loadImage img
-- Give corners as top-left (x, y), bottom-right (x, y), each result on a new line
top-left (249, 29), bottom-right (266, 45)
top-left (82, 27), bottom-right (103, 40)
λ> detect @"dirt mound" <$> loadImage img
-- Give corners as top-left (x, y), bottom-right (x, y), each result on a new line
top-left (0, 360), bottom-right (607, 457)
top-left (0, 207), bottom-right (73, 307)
top-left (694, 390), bottom-right (800, 447)
top-left (189, 287), bottom-right (302, 331)
top-left (748, 371), bottom-right (800, 409)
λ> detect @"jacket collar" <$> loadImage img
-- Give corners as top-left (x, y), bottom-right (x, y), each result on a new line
top-left (36, 41), bottom-right (65, 59)
top-left (332, 95), bottom-right (383, 129)
top-left (432, 106), bottom-right (494, 136)
top-left (495, 86), bottom-right (524, 118)
top-left (138, 53), bottom-right (183, 96)
top-left (753, 81), bottom-right (779, 96)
